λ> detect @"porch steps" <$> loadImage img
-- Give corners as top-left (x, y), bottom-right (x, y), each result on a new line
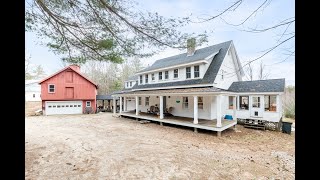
top-left (244, 119), bottom-right (266, 130)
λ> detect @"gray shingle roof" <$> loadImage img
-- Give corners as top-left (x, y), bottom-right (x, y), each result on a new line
top-left (127, 75), bottom-right (138, 81)
top-left (133, 40), bottom-right (232, 90)
top-left (96, 95), bottom-right (119, 100)
top-left (138, 41), bottom-right (229, 73)
top-left (228, 79), bottom-right (285, 92)
top-left (115, 86), bottom-right (227, 95)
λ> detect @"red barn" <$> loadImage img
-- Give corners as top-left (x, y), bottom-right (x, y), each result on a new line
top-left (39, 64), bottom-right (98, 115)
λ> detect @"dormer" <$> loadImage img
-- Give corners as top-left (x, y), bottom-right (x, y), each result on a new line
top-left (124, 75), bottom-right (138, 89)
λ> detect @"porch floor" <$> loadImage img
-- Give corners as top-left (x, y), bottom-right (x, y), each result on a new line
top-left (119, 111), bottom-right (237, 132)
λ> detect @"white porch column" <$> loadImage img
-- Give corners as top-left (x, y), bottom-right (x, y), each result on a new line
top-left (276, 95), bottom-right (280, 113)
top-left (233, 96), bottom-right (237, 120)
top-left (193, 96), bottom-right (198, 124)
top-left (119, 96), bottom-right (122, 113)
top-left (113, 97), bottom-right (116, 115)
top-left (236, 96), bottom-right (240, 110)
top-left (124, 97), bottom-right (127, 111)
top-left (159, 96), bottom-right (164, 119)
top-left (216, 95), bottom-right (222, 127)
top-left (135, 96), bottom-right (139, 115)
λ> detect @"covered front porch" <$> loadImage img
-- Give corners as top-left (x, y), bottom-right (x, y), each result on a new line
top-left (112, 87), bottom-right (238, 136)
top-left (120, 111), bottom-right (236, 135)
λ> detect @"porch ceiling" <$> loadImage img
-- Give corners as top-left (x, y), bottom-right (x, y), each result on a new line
top-left (115, 86), bottom-right (229, 96)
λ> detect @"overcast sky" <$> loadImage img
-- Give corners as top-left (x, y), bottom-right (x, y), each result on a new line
top-left (25, 0), bottom-right (295, 85)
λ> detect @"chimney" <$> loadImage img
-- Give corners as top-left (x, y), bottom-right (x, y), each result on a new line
top-left (187, 38), bottom-right (196, 56)
top-left (69, 64), bottom-right (80, 72)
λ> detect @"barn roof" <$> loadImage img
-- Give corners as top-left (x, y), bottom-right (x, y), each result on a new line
top-left (39, 65), bottom-right (98, 88)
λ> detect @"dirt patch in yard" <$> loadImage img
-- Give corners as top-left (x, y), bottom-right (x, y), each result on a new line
top-left (25, 102), bottom-right (42, 116)
top-left (25, 113), bottom-right (295, 179)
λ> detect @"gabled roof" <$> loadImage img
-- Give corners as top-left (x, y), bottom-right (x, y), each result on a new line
top-left (132, 40), bottom-right (232, 90)
top-left (39, 66), bottom-right (98, 88)
top-left (228, 79), bottom-right (285, 92)
top-left (126, 75), bottom-right (138, 81)
top-left (138, 41), bottom-right (229, 73)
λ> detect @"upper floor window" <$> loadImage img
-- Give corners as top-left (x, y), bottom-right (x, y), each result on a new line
top-left (130, 82), bottom-right (132, 87)
top-left (165, 71), bottom-right (169, 79)
top-left (48, 84), bottom-right (55, 93)
top-left (186, 67), bottom-right (191, 79)
top-left (174, 69), bottom-right (179, 78)
top-left (159, 72), bottom-right (163, 80)
top-left (145, 74), bottom-right (149, 84)
top-left (140, 75), bottom-right (142, 84)
top-left (151, 73), bottom-right (155, 81)
top-left (194, 65), bottom-right (200, 78)
top-left (33, 94), bottom-right (35, 98)
top-left (126, 82), bottom-right (128, 87)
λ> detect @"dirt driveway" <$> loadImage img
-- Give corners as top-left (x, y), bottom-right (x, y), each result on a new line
top-left (25, 113), bottom-right (294, 180)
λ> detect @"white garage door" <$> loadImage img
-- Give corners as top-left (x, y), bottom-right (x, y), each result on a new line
top-left (45, 101), bottom-right (82, 115)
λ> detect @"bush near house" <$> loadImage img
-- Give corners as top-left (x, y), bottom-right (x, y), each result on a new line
top-left (282, 86), bottom-right (295, 119)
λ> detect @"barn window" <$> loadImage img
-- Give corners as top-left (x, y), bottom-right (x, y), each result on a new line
top-left (239, 96), bottom-right (249, 110)
top-left (48, 84), bottom-right (55, 93)
top-left (265, 95), bottom-right (277, 112)
top-left (53, 105), bottom-right (56, 108)
top-left (70, 105), bottom-right (73, 107)
top-left (57, 105), bottom-right (61, 108)
top-left (48, 106), bottom-right (52, 108)
top-left (78, 105), bottom-right (81, 107)
top-left (86, 101), bottom-right (91, 107)
top-left (33, 94), bottom-right (35, 98)
top-left (66, 105), bottom-right (69, 107)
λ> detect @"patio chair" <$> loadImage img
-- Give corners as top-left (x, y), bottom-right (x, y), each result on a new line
top-left (147, 106), bottom-right (155, 114)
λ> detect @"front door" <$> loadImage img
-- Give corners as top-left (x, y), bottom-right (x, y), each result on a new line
top-left (250, 96), bottom-right (263, 117)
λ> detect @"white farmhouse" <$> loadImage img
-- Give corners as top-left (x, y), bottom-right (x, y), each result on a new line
top-left (25, 80), bottom-right (41, 102)
top-left (112, 40), bottom-right (285, 136)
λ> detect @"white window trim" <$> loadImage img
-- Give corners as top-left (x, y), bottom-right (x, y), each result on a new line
top-left (194, 65), bottom-right (200, 78)
top-left (182, 97), bottom-right (188, 109)
top-left (174, 69), bottom-right (179, 79)
top-left (48, 84), bottom-right (55, 93)
top-left (86, 101), bottom-right (91, 107)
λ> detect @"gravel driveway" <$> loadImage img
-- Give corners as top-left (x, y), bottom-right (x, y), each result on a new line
top-left (25, 113), bottom-right (295, 180)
